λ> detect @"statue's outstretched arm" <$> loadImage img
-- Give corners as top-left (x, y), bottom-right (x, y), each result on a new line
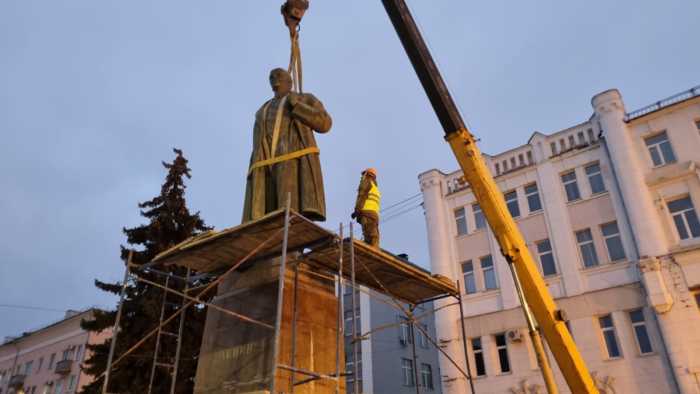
top-left (290, 93), bottom-right (332, 133)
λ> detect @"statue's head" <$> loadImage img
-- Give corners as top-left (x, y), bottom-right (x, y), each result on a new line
top-left (269, 68), bottom-right (292, 98)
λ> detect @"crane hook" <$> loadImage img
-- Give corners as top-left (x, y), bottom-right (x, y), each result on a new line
top-left (281, 0), bottom-right (309, 32)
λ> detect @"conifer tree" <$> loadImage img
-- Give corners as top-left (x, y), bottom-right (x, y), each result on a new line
top-left (80, 148), bottom-right (211, 393)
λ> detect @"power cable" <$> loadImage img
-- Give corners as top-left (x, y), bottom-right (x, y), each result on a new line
top-left (380, 193), bottom-right (422, 214)
top-left (0, 304), bottom-right (66, 313)
top-left (381, 203), bottom-right (423, 224)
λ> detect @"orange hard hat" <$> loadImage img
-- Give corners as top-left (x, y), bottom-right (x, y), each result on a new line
top-left (363, 168), bottom-right (377, 177)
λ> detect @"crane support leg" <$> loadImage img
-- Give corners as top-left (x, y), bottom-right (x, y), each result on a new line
top-left (380, 0), bottom-right (599, 392)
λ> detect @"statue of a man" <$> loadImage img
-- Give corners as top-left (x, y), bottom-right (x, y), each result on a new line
top-left (242, 68), bottom-right (332, 223)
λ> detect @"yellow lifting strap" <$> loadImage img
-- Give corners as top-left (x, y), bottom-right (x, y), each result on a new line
top-left (248, 146), bottom-right (319, 175)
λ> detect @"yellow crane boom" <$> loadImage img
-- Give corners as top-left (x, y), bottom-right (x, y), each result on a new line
top-left (379, 1), bottom-right (599, 392)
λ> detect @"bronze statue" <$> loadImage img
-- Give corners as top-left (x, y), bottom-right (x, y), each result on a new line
top-left (242, 68), bottom-right (332, 223)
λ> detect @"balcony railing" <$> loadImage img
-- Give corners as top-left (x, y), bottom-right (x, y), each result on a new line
top-left (625, 85), bottom-right (700, 122)
top-left (9, 374), bottom-right (26, 387)
top-left (55, 359), bottom-right (73, 375)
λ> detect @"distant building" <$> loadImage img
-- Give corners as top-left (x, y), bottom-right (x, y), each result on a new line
top-left (0, 309), bottom-right (110, 394)
top-left (345, 277), bottom-right (443, 393)
top-left (419, 86), bottom-right (700, 393)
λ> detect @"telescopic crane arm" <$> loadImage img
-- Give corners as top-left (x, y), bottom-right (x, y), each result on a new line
top-left (380, 1), bottom-right (598, 392)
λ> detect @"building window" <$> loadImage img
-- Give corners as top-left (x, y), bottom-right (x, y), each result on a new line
top-left (399, 316), bottom-right (412, 345)
top-left (344, 308), bottom-right (360, 337)
top-left (576, 229), bottom-right (599, 267)
top-left (346, 358), bottom-right (363, 392)
top-left (599, 314), bottom-right (621, 358)
top-left (495, 333), bottom-right (511, 373)
top-left (419, 324), bottom-right (429, 348)
top-left (536, 239), bottom-right (557, 276)
top-left (63, 347), bottom-right (76, 361)
top-left (561, 171), bottom-right (581, 202)
top-left (481, 255), bottom-right (498, 290)
top-left (525, 183), bottom-right (542, 212)
top-left (586, 163), bottom-right (606, 194)
top-left (559, 139), bottom-right (566, 151)
top-left (527, 151), bottom-right (534, 164)
top-left (68, 375), bottom-right (77, 391)
top-left (495, 162), bottom-right (501, 175)
top-left (420, 363), bottom-right (434, 389)
top-left (75, 345), bottom-right (82, 362)
top-left (510, 157), bottom-right (516, 169)
top-left (668, 196), bottom-right (700, 240)
top-left (401, 358), bottom-right (415, 386)
top-left (471, 338), bottom-right (486, 376)
top-left (462, 261), bottom-right (477, 294)
top-left (37, 357), bottom-right (43, 373)
top-left (578, 131), bottom-right (585, 145)
top-left (505, 190), bottom-right (520, 218)
top-left (568, 135), bottom-right (575, 147)
top-left (550, 142), bottom-right (558, 155)
top-left (24, 360), bottom-right (33, 375)
top-left (503, 160), bottom-right (508, 172)
top-left (629, 309), bottom-right (653, 355)
top-left (455, 207), bottom-right (468, 236)
top-left (601, 222), bottom-right (626, 261)
top-left (587, 128), bottom-right (595, 142)
top-left (645, 131), bottom-right (676, 167)
top-left (518, 154), bottom-right (525, 166)
top-left (473, 203), bottom-right (486, 230)
top-left (55, 380), bottom-right (64, 394)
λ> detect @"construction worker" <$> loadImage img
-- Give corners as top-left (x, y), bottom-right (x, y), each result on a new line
top-left (352, 168), bottom-right (381, 248)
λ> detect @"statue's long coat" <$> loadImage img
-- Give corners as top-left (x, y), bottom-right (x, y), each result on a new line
top-left (242, 93), bottom-right (332, 223)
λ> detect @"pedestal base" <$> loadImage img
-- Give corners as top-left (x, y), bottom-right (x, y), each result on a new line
top-left (194, 259), bottom-right (344, 394)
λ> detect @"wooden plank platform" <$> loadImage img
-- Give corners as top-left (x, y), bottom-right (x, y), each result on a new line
top-left (305, 238), bottom-right (458, 304)
top-left (151, 209), bottom-right (458, 304)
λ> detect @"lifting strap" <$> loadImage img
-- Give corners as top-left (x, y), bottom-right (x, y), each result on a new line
top-left (288, 26), bottom-right (303, 93)
top-left (248, 147), bottom-right (319, 175)
top-left (269, 95), bottom-right (288, 156)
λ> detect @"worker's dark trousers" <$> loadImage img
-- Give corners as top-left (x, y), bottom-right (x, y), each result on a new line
top-left (358, 212), bottom-right (380, 248)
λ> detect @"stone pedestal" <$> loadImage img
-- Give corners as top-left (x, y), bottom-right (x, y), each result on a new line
top-left (194, 258), bottom-right (344, 394)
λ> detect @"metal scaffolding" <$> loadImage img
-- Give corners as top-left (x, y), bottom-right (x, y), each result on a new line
top-left (101, 201), bottom-right (477, 394)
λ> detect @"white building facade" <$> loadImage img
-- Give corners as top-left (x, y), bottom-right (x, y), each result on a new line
top-left (419, 86), bottom-right (700, 394)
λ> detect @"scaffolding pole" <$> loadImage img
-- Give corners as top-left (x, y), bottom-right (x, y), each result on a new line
top-left (147, 275), bottom-right (171, 394)
top-left (270, 195), bottom-right (292, 394)
top-left (409, 306), bottom-right (421, 394)
top-left (170, 268), bottom-right (191, 394)
top-left (456, 282), bottom-right (476, 394)
top-left (349, 222), bottom-right (361, 394)
top-left (289, 261), bottom-right (300, 393)
top-left (102, 250), bottom-right (132, 394)
top-left (335, 223), bottom-right (344, 394)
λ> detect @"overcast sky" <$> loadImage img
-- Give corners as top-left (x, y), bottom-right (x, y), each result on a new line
top-left (1, 1), bottom-right (698, 340)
